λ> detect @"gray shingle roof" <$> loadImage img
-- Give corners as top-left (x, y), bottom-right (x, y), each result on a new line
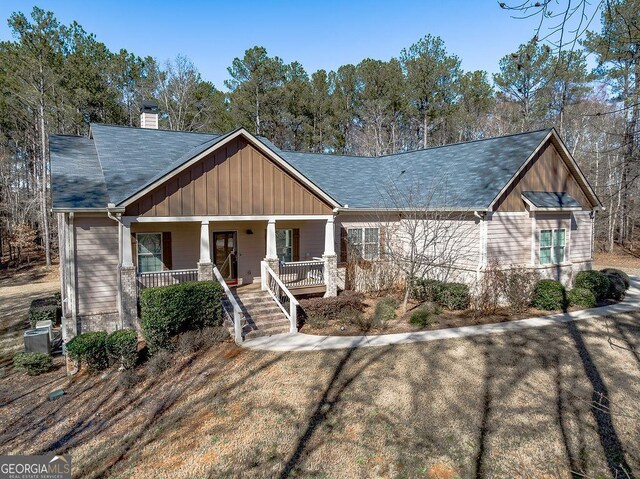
top-left (522, 191), bottom-right (582, 209)
top-left (277, 129), bottom-right (552, 209)
top-left (50, 124), bottom-right (554, 211)
top-left (50, 135), bottom-right (110, 209)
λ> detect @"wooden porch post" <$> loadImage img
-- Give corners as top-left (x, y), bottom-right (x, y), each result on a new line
top-left (198, 221), bottom-right (213, 281)
top-left (264, 218), bottom-right (280, 275)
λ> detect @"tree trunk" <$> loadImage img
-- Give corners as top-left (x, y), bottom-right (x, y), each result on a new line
top-left (38, 77), bottom-right (51, 267)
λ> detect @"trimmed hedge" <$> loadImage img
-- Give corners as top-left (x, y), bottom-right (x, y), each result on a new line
top-left (440, 283), bottom-right (470, 310)
top-left (373, 297), bottom-right (399, 323)
top-left (66, 332), bottom-right (109, 372)
top-left (106, 329), bottom-right (138, 369)
top-left (600, 268), bottom-right (630, 290)
top-left (140, 281), bottom-right (223, 352)
top-left (412, 279), bottom-right (446, 303)
top-left (14, 352), bottom-right (53, 376)
top-left (568, 287), bottom-right (596, 308)
top-left (412, 279), bottom-right (470, 310)
top-left (574, 271), bottom-right (610, 302)
top-left (28, 297), bottom-right (59, 328)
top-left (532, 279), bottom-right (567, 311)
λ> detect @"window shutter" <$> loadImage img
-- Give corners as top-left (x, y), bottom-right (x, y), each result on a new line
top-left (292, 228), bottom-right (300, 261)
top-left (379, 226), bottom-right (386, 258)
top-left (340, 226), bottom-right (348, 263)
top-left (162, 232), bottom-right (172, 270)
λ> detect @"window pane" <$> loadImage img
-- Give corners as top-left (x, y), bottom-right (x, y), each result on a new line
top-left (554, 229), bottom-right (565, 247)
top-left (139, 254), bottom-right (162, 273)
top-left (348, 228), bottom-right (363, 244)
top-left (138, 233), bottom-right (162, 255)
top-left (364, 243), bottom-right (379, 260)
top-left (554, 246), bottom-right (565, 263)
top-left (540, 247), bottom-right (552, 265)
top-left (364, 228), bottom-right (379, 243)
top-left (540, 230), bottom-right (552, 247)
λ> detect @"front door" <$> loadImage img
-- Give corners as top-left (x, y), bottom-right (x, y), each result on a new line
top-left (213, 231), bottom-right (238, 285)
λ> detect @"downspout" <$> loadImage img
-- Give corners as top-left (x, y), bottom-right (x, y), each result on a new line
top-left (474, 211), bottom-right (485, 282)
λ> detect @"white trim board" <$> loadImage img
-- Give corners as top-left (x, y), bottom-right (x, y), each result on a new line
top-left (123, 215), bottom-right (333, 225)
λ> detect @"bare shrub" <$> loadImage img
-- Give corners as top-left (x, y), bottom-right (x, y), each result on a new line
top-left (118, 369), bottom-right (140, 390)
top-left (471, 261), bottom-right (502, 317)
top-left (148, 350), bottom-right (173, 374)
top-left (499, 265), bottom-right (539, 313)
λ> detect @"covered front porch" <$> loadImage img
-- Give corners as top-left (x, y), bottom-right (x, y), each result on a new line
top-left (119, 215), bottom-right (338, 301)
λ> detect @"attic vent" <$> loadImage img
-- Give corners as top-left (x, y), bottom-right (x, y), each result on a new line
top-left (140, 100), bottom-right (159, 129)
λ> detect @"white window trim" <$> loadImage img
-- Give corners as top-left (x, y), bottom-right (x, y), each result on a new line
top-left (136, 232), bottom-right (163, 273)
top-left (539, 228), bottom-right (566, 265)
top-left (347, 227), bottom-right (380, 261)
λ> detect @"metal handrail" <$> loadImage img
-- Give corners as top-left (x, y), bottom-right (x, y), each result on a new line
top-left (213, 265), bottom-right (244, 344)
top-left (261, 261), bottom-right (299, 334)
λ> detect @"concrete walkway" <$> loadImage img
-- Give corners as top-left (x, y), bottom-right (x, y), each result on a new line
top-left (242, 278), bottom-right (640, 352)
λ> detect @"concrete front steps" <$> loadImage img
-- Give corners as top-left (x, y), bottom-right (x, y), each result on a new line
top-left (223, 288), bottom-right (290, 340)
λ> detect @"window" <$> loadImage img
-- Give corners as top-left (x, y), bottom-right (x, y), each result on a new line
top-left (347, 227), bottom-right (379, 260)
top-left (276, 229), bottom-right (293, 263)
top-left (137, 233), bottom-right (163, 273)
top-left (539, 228), bottom-right (565, 265)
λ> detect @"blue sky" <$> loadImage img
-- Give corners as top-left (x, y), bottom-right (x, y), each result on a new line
top-left (0, 1), bottom-right (601, 90)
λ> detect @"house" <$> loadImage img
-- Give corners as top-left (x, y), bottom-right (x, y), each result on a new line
top-left (50, 105), bottom-right (602, 342)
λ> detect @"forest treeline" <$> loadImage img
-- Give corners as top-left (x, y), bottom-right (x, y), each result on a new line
top-left (0, 3), bottom-right (638, 267)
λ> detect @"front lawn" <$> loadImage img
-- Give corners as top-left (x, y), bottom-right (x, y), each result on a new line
top-left (1, 280), bottom-right (639, 478)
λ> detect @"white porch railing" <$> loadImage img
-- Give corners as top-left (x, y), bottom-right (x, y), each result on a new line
top-left (261, 261), bottom-right (299, 333)
top-left (279, 260), bottom-right (325, 288)
top-left (213, 265), bottom-right (244, 344)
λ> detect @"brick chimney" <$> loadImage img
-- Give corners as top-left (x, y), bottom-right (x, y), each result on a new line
top-left (140, 100), bottom-right (159, 129)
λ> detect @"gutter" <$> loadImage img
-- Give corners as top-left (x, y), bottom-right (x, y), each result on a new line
top-left (335, 206), bottom-right (490, 213)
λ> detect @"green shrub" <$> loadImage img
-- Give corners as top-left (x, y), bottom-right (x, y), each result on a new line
top-left (106, 329), bottom-right (138, 369)
top-left (409, 303), bottom-right (441, 327)
top-left (574, 270), bottom-right (610, 302)
top-left (606, 275), bottom-right (627, 300)
top-left (568, 288), bottom-right (596, 308)
top-left (140, 281), bottom-right (223, 352)
top-left (373, 297), bottom-right (399, 323)
top-left (66, 332), bottom-right (109, 372)
top-left (412, 278), bottom-right (445, 302)
top-left (14, 352), bottom-right (53, 376)
top-left (440, 283), bottom-right (470, 310)
top-left (532, 280), bottom-right (567, 311)
top-left (600, 268), bottom-right (630, 290)
top-left (28, 297), bottom-right (59, 328)
top-left (300, 291), bottom-right (366, 325)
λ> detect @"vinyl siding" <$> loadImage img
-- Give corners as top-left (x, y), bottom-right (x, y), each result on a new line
top-left (74, 215), bottom-right (119, 315)
top-left (570, 211), bottom-right (592, 261)
top-left (486, 213), bottom-right (531, 265)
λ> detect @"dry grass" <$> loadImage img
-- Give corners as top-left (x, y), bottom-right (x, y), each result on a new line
top-left (1, 282), bottom-right (639, 478)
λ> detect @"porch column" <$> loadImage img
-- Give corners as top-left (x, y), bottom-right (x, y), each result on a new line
top-left (264, 218), bottom-right (279, 274)
top-left (197, 221), bottom-right (213, 281)
top-left (119, 221), bottom-right (137, 329)
top-left (322, 217), bottom-right (337, 297)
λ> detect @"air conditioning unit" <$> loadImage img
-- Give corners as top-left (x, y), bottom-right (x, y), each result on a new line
top-left (24, 328), bottom-right (51, 355)
top-left (35, 320), bottom-right (54, 340)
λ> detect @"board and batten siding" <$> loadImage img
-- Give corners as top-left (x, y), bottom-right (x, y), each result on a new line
top-left (125, 137), bottom-right (333, 217)
top-left (494, 141), bottom-right (592, 212)
top-left (74, 216), bottom-right (119, 315)
top-left (486, 213), bottom-right (531, 265)
top-left (570, 211), bottom-right (592, 261)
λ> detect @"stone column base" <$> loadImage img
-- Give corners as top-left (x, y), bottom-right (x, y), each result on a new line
top-left (197, 261), bottom-right (214, 281)
top-left (120, 266), bottom-right (137, 329)
top-left (323, 254), bottom-right (338, 297)
top-left (264, 257), bottom-right (280, 274)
